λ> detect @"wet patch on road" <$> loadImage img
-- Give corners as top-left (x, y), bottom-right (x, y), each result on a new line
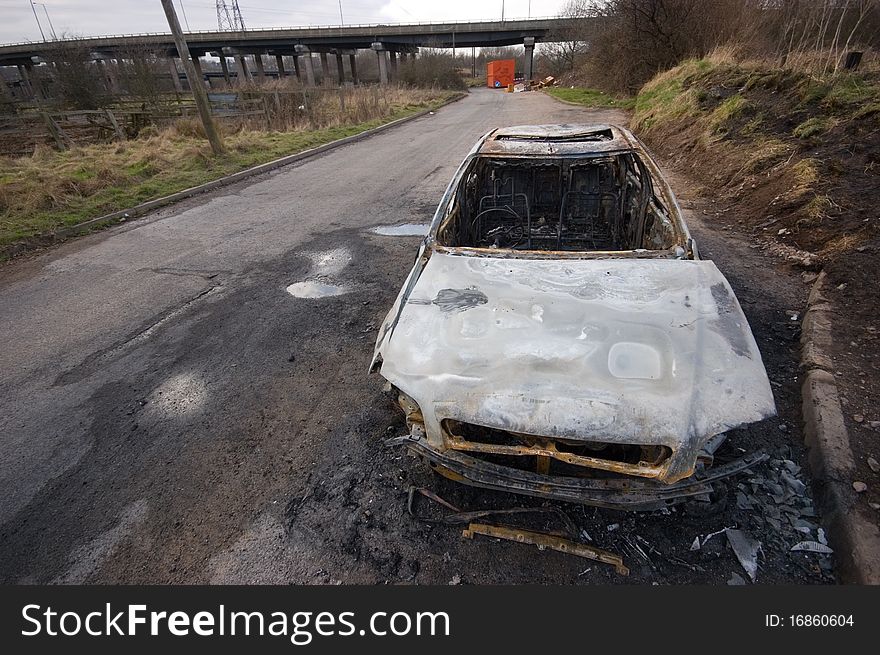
top-left (285, 247), bottom-right (354, 299)
top-left (370, 223), bottom-right (429, 237)
top-left (286, 281), bottom-right (351, 299)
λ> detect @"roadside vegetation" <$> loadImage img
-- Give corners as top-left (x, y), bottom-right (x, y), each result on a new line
top-left (0, 86), bottom-right (458, 251)
top-left (543, 86), bottom-right (634, 109)
top-left (397, 51), bottom-right (468, 90)
top-left (631, 52), bottom-right (879, 258)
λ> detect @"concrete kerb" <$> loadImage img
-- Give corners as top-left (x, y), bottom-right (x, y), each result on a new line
top-left (3, 92), bottom-right (467, 259)
top-left (800, 270), bottom-right (880, 584)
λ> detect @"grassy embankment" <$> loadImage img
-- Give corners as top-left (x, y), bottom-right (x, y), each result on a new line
top-left (630, 54), bottom-right (879, 258)
top-left (0, 87), bottom-right (459, 252)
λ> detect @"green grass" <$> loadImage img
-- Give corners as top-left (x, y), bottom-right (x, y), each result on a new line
top-left (632, 72), bottom-right (698, 131)
top-left (853, 102), bottom-right (880, 120)
top-left (545, 86), bottom-right (635, 110)
top-left (708, 94), bottom-right (750, 134)
top-left (797, 74), bottom-right (880, 115)
top-left (793, 116), bottom-right (837, 138)
top-left (0, 92), bottom-right (459, 250)
top-left (822, 76), bottom-right (877, 108)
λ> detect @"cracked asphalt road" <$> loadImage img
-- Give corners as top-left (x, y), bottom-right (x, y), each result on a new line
top-left (0, 89), bottom-right (829, 584)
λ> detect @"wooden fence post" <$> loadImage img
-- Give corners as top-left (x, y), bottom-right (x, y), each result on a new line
top-left (41, 112), bottom-right (69, 150)
top-left (104, 109), bottom-right (125, 140)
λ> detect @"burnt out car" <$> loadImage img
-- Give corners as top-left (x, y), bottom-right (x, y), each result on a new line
top-left (371, 124), bottom-right (775, 510)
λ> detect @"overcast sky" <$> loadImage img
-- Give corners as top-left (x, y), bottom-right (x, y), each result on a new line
top-left (1, 1), bottom-right (569, 44)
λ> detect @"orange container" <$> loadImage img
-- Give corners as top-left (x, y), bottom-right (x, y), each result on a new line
top-left (487, 59), bottom-right (515, 89)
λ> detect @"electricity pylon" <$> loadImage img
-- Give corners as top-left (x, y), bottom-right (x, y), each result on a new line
top-left (216, 1), bottom-right (246, 31)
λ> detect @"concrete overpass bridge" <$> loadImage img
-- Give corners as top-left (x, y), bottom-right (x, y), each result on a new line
top-left (1, 18), bottom-right (589, 92)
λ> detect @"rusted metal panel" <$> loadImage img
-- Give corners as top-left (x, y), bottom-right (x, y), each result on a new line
top-left (462, 522), bottom-right (630, 575)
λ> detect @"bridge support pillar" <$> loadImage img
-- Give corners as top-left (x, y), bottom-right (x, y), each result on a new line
top-left (218, 56), bottom-right (231, 86)
top-left (275, 55), bottom-right (286, 78)
top-left (253, 54), bottom-right (266, 82)
top-left (349, 53), bottom-right (358, 85)
top-left (319, 52), bottom-right (330, 86)
top-left (235, 55), bottom-right (251, 86)
top-left (167, 57), bottom-right (183, 92)
top-left (27, 61), bottom-right (51, 100)
top-left (372, 43), bottom-right (389, 85)
top-left (97, 58), bottom-right (121, 94)
top-left (295, 46), bottom-right (316, 86)
top-left (17, 64), bottom-right (35, 99)
top-left (292, 55), bottom-right (302, 82)
top-left (190, 55), bottom-right (205, 90)
top-left (335, 52), bottom-right (345, 86)
top-left (524, 37), bottom-right (535, 81)
top-left (304, 55), bottom-right (316, 87)
top-left (389, 51), bottom-right (399, 79)
top-left (0, 73), bottom-right (13, 105)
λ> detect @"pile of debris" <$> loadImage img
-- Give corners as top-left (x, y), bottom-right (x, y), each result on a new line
top-left (688, 446), bottom-right (833, 583)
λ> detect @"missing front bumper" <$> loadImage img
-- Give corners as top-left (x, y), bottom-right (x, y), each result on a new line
top-left (386, 433), bottom-right (767, 511)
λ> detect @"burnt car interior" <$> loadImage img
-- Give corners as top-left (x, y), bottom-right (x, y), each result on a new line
top-left (436, 151), bottom-right (679, 252)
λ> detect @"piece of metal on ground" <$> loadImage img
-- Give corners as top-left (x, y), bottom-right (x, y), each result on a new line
top-left (406, 486), bottom-right (579, 538)
top-left (405, 486), bottom-right (626, 575)
top-left (463, 522), bottom-right (630, 576)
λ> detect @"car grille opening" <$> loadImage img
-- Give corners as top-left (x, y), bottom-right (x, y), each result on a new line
top-left (441, 420), bottom-right (672, 480)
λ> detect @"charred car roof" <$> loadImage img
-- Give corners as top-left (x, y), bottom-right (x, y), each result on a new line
top-left (477, 124), bottom-right (639, 157)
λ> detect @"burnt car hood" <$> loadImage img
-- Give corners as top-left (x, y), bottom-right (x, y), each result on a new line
top-left (375, 252), bottom-right (776, 460)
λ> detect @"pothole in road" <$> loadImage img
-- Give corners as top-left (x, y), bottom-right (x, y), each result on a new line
top-left (306, 247), bottom-right (352, 275)
top-left (286, 247), bottom-right (354, 299)
top-left (285, 281), bottom-right (351, 299)
top-left (147, 372), bottom-right (209, 417)
top-left (370, 223), bottom-right (429, 237)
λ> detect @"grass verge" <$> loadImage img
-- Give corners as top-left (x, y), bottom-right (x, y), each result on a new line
top-left (544, 86), bottom-right (635, 110)
top-left (0, 90), bottom-right (459, 252)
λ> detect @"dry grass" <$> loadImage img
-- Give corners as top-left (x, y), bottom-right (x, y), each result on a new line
top-left (706, 45), bottom-right (880, 76)
top-left (819, 231), bottom-right (870, 259)
top-left (790, 157), bottom-right (820, 188)
top-left (740, 138), bottom-right (793, 174)
top-left (0, 87), bottom-right (458, 250)
top-left (234, 82), bottom-right (453, 132)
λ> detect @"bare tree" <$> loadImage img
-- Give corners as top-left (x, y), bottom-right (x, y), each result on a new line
top-left (542, 0), bottom-right (592, 76)
top-left (831, 0), bottom-right (877, 73)
top-left (47, 39), bottom-right (108, 109)
top-left (119, 45), bottom-right (165, 105)
top-left (398, 50), bottom-right (466, 90)
top-left (743, 0), bottom-right (879, 71)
